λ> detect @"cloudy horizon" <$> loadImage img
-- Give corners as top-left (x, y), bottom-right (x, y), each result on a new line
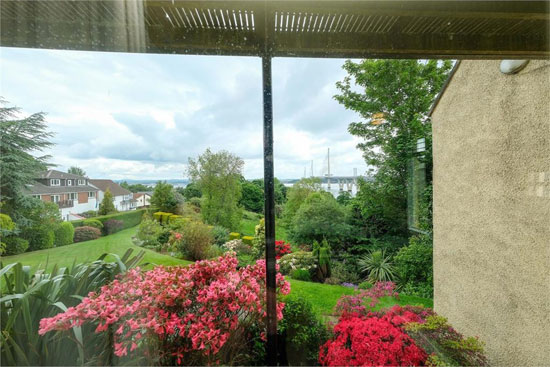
top-left (1, 47), bottom-right (368, 180)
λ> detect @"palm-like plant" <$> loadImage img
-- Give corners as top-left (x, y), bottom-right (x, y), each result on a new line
top-left (358, 250), bottom-right (396, 282)
top-left (1, 249), bottom-right (145, 366)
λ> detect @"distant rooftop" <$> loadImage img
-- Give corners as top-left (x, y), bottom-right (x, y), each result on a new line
top-left (39, 169), bottom-right (86, 180)
top-left (89, 179), bottom-right (132, 197)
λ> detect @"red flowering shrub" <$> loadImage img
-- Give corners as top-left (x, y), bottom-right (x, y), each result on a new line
top-left (319, 315), bottom-right (427, 366)
top-left (275, 240), bottom-right (292, 259)
top-left (39, 253), bottom-right (290, 365)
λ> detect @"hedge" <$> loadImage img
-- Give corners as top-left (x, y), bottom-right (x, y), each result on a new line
top-left (72, 209), bottom-right (146, 231)
top-left (229, 232), bottom-right (241, 240)
top-left (54, 222), bottom-right (75, 247)
top-left (242, 236), bottom-right (254, 245)
top-left (83, 219), bottom-right (103, 230)
top-left (3, 237), bottom-right (29, 255)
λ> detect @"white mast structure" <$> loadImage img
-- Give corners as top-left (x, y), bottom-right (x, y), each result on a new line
top-left (325, 148), bottom-right (332, 190)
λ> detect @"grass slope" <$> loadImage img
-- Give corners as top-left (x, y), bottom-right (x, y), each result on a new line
top-left (1, 226), bottom-right (191, 272)
top-left (239, 210), bottom-right (288, 240)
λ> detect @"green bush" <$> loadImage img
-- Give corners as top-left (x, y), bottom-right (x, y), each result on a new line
top-left (312, 239), bottom-right (332, 282)
top-left (278, 251), bottom-right (315, 276)
top-left (331, 261), bottom-right (361, 284)
top-left (174, 220), bottom-right (213, 261)
top-left (229, 232), bottom-right (241, 240)
top-left (153, 211), bottom-right (163, 222)
top-left (189, 197), bottom-right (202, 208)
top-left (394, 234), bottom-right (433, 297)
top-left (279, 296), bottom-right (330, 366)
top-left (80, 210), bottom-right (98, 218)
top-left (135, 215), bottom-right (164, 250)
top-left (54, 222), bottom-right (75, 247)
top-left (83, 219), bottom-right (103, 230)
top-left (25, 225), bottom-right (54, 251)
top-left (72, 209), bottom-right (145, 231)
top-left (211, 225), bottom-right (230, 246)
top-left (0, 213), bottom-right (16, 255)
top-left (291, 269), bottom-right (312, 281)
top-left (161, 212), bottom-right (172, 224)
top-left (3, 237), bottom-right (29, 255)
top-left (74, 226), bottom-right (101, 243)
top-left (242, 235), bottom-right (254, 245)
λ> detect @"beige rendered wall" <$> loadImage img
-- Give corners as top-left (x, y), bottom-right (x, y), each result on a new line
top-left (432, 60), bottom-right (550, 366)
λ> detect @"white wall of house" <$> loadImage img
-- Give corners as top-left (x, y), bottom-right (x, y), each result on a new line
top-left (60, 198), bottom-right (98, 221)
top-left (96, 191), bottom-right (135, 211)
top-left (135, 194), bottom-right (151, 208)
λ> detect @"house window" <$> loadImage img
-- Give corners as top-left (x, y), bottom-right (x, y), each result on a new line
top-left (77, 179), bottom-right (85, 185)
top-left (67, 179), bottom-right (72, 186)
top-left (50, 195), bottom-right (60, 203)
top-left (32, 194), bottom-right (41, 199)
top-left (88, 191), bottom-right (96, 198)
top-left (50, 179), bottom-right (60, 186)
top-left (407, 138), bottom-right (428, 233)
top-left (68, 193), bottom-right (77, 200)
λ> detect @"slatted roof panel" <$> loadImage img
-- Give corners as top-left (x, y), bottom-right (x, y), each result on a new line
top-left (1, 1), bottom-right (548, 59)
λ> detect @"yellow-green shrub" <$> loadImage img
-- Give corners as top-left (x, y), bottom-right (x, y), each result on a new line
top-left (153, 212), bottom-right (163, 222)
top-left (229, 232), bottom-right (241, 240)
top-left (242, 236), bottom-right (254, 245)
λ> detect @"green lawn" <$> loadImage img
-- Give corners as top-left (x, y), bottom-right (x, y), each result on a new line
top-left (0, 226), bottom-right (191, 272)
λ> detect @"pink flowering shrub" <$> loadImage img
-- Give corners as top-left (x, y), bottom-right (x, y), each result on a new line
top-left (39, 253), bottom-right (290, 365)
top-left (334, 281), bottom-right (398, 316)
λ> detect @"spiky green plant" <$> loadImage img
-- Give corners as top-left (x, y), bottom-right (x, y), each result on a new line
top-left (0, 249), bottom-right (145, 366)
top-left (312, 239), bottom-right (332, 281)
top-left (358, 249), bottom-right (396, 282)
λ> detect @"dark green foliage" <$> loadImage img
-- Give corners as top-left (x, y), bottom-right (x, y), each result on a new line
top-left (312, 239), bottom-right (332, 281)
top-left (189, 197), bottom-right (202, 208)
top-left (150, 181), bottom-right (180, 213)
top-left (394, 234), bottom-right (433, 297)
top-left (0, 100), bottom-right (53, 212)
top-left (135, 215), bottom-right (164, 250)
top-left (3, 237), bottom-right (29, 255)
top-left (289, 192), bottom-right (351, 249)
top-left (211, 225), bottom-right (230, 246)
top-left (336, 191), bottom-right (353, 206)
top-left (278, 296), bottom-right (330, 366)
top-left (73, 226), bottom-right (101, 243)
top-left (98, 189), bottom-right (116, 215)
top-left (83, 218), bottom-right (103, 230)
top-left (240, 181), bottom-right (264, 213)
top-left (67, 166), bottom-right (86, 176)
top-left (180, 182), bottom-right (202, 200)
top-left (330, 261), bottom-right (362, 284)
top-left (358, 281), bottom-right (373, 290)
top-left (80, 210), bottom-right (98, 218)
top-left (291, 269), bottom-right (312, 281)
top-left (71, 209), bottom-right (145, 231)
top-left (0, 249), bottom-right (145, 366)
top-left (53, 221), bottom-right (74, 247)
top-left (103, 219), bottom-right (124, 235)
top-left (25, 225), bottom-right (55, 251)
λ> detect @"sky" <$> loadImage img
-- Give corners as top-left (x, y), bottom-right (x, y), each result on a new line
top-left (0, 47), bottom-right (367, 180)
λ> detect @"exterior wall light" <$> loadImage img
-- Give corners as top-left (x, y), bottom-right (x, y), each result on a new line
top-left (500, 60), bottom-right (529, 74)
top-left (370, 112), bottom-right (386, 125)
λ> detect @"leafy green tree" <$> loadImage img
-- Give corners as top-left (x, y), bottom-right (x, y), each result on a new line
top-left (98, 189), bottom-right (117, 215)
top-left (120, 181), bottom-right (153, 193)
top-left (240, 181), bottom-right (264, 213)
top-left (150, 181), bottom-right (179, 213)
top-left (18, 200), bottom-right (61, 251)
top-left (181, 181), bottom-right (202, 201)
top-left (289, 191), bottom-right (351, 249)
top-left (0, 99), bottom-right (53, 214)
top-left (335, 60), bottom-right (452, 236)
top-left (250, 178), bottom-right (287, 205)
top-left (188, 149), bottom-right (243, 230)
top-left (67, 166), bottom-right (86, 177)
top-left (282, 177), bottom-right (321, 226)
top-left (336, 191), bottom-right (353, 206)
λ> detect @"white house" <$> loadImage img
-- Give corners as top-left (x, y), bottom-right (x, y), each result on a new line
top-left (89, 179), bottom-right (136, 211)
top-left (133, 192), bottom-right (152, 208)
top-left (27, 170), bottom-right (100, 221)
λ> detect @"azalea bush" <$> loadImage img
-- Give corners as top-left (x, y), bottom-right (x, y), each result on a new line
top-left (39, 253), bottom-right (290, 366)
top-left (275, 240), bottom-right (292, 259)
top-left (278, 251), bottom-right (315, 276)
top-left (323, 284), bottom-right (488, 367)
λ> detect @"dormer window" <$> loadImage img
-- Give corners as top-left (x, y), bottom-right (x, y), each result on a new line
top-left (77, 179), bottom-right (85, 185)
top-left (50, 179), bottom-right (60, 186)
top-left (67, 179), bottom-right (72, 186)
